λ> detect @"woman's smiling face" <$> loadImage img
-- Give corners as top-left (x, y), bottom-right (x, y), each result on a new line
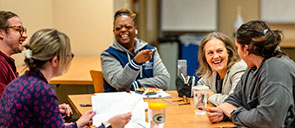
top-left (113, 16), bottom-right (136, 45)
top-left (204, 38), bottom-right (229, 74)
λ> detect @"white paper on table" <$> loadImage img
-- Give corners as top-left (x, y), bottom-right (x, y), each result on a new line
top-left (143, 90), bottom-right (171, 99)
top-left (92, 92), bottom-right (149, 128)
top-left (129, 90), bottom-right (171, 99)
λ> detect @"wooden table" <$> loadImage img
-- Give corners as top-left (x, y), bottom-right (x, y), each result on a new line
top-left (68, 91), bottom-right (236, 128)
top-left (17, 56), bottom-right (101, 85)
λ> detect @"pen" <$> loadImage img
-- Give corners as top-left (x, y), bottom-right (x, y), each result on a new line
top-left (137, 122), bottom-right (146, 128)
top-left (143, 48), bottom-right (156, 55)
top-left (172, 99), bottom-right (183, 102)
top-left (178, 102), bottom-right (190, 106)
top-left (80, 104), bottom-right (92, 107)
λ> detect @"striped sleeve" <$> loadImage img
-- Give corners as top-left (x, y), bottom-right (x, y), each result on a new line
top-left (128, 59), bottom-right (141, 71)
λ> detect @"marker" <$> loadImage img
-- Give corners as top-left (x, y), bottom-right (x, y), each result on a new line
top-left (145, 92), bottom-right (157, 95)
top-left (80, 104), bottom-right (92, 107)
top-left (178, 102), bottom-right (190, 106)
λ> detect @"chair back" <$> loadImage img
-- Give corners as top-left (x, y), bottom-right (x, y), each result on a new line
top-left (90, 70), bottom-right (104, 93)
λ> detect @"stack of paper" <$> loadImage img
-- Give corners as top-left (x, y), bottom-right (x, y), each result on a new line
top-left (92, 92), bottom-right (149, 128)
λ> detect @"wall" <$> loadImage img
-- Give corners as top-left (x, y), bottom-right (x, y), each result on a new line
top-left (52, 0), bottom-right (113, 56)
top-left (114, 0), bottom-right (131, 11)
top-left (1, 0), bottom-right (114, 66)
top-left (218, 0), bottom-right (295, 41)
top-left (269, 24), bottom-right (295, 40)
top-left (218, 0), bottom-right (259, 38)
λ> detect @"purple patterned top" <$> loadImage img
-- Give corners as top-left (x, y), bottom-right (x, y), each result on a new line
top-left (0, 70), bottom-right (77, 128)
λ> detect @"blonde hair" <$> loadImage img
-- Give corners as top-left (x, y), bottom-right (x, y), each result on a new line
top-left (196, 32), bottom-right (240, 77)
top-left (23, 29), bottom-right (72, 73)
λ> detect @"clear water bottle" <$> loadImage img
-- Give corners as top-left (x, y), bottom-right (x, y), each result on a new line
top-left (148, 102), bottom-right (167, 128)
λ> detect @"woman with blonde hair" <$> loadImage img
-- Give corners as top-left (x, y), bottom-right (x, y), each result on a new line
top-left (196, 32), bottom-right (247, 106)
top-left (0, 29), bottom-right (131, 127)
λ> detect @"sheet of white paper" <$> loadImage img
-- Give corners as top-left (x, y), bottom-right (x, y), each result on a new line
top-left (131, 90), bottom-right (171, 99)
top-left (92, 92), bottom-right (149, 127)
top-left (144, 90), bottom-right (171, 99)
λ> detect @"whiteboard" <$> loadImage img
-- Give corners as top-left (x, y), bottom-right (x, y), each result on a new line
top-left (161, 0), bottom-right (217, 31)
top-left (261, 0), bottom-right (295, 23)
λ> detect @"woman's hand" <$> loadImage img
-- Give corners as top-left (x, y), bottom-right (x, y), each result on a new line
top-left (117, 86), bottom-right (131, 92)
top-left (59, 103), bottom-right (73, 119)
top-left (108, 112), bottom-right (132, 128)
top-left (134, 49), bottom-right (154, 64)
top-left (218, 102), bottom-right (237, 118)
top-left (76, 110), bottom-right (96, 128)
top-left (206, 107), bottom-right (224, 123)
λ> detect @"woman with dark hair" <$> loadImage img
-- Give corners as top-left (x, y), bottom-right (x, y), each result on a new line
top-left (101, 8), bottom-right (170, 92)
top-left (196, 32), bottom-right (247, 106)
top-left (206, 20), bottom-right (295, 128)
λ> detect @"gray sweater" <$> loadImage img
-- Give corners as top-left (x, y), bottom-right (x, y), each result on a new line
top-left (100, 38), bottom-right (170, 90)
top-left (225, 56), bottom-right (295, 128)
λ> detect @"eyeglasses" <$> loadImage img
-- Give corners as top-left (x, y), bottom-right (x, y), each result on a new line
top-left (68, 53), bottom-right (75, 60)
top-left (6, 26), bottom-right (27, 36)
top-left (57, 53), bottom-right (74, 61)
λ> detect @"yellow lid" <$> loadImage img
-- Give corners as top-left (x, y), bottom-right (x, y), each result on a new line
top-left (148, 102), bottom-right (167, 110)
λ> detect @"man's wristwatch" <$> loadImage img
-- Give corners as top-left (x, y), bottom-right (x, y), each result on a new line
top-left (102, 121), bottom-right (111, 128)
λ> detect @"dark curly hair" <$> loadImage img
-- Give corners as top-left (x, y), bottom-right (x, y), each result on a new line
top-left (236, 20), bottom-right (286, 58)
top-left (113, 8), bottom-right (136, 25)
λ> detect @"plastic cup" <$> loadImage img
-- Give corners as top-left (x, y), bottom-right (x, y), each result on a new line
top-left (192, 86), bottom-right (209, 115)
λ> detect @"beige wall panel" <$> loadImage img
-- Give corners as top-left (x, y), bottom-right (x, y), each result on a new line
top-left (269, 24), bottom-right (295, 40)
top-left (218, 0), bottom-right (259, 38)
top-left (52, 0), bottom-right (114, 56)
top-left (218, 0), bottom-right (295, 41)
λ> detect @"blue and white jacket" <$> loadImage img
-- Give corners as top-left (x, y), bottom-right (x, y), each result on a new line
top-left (100, 38), bottom-right (170, 92)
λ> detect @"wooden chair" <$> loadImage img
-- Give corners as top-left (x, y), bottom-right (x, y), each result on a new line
top-left (90, 70), bottom-right (104, 93)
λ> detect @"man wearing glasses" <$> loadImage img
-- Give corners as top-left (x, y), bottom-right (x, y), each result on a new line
top-left (0, 11), bottom-right (28, 98)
